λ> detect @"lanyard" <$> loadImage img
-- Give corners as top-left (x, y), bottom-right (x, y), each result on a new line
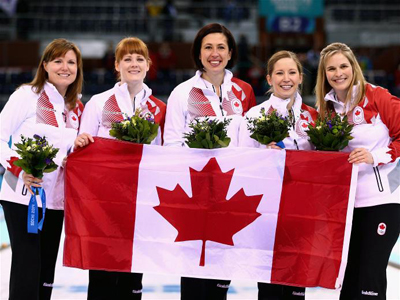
top-left (27, 186), bottom-right (47, 234)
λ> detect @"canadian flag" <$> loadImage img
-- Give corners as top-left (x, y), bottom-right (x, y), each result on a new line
top-left (64, 137), bottom-right (357, 289)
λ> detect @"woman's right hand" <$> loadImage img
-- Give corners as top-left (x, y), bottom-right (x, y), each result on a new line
top-left (267, 141), bottom-right (283, 150)
top-left (74, 133), bottom-right (94, 149)
top-left (22, 172), bottom-right (43, 195)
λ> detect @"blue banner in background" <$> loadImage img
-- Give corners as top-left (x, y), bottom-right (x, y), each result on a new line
top-left (259, 0), bottom-right (324, 17)
top-left (268, 16), bottom-right (316, 33)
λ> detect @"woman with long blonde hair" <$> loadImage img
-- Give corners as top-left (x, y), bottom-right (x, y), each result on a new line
top-left (315, 42), bottom-right (400, 300)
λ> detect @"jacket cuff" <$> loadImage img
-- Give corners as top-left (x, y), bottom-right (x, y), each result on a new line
top-left (371, 147), bottom-right (392, 167)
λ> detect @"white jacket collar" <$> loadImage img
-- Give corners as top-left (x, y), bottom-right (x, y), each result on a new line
top-left (43, 81), bottom-right (65, 104)
top-left (115, 82), bottom-right (152, 104)
top-left (193, 69), bottom-right (234, 91)
top-left (324, 84), bottom-right (359, 114)
top-left (267, 92), bottom-right (303, 115)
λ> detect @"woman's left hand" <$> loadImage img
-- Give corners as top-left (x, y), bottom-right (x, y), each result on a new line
top-left (74, 133), bottom-right (94, 149)
top-left (348, 147), bottom-right (374, 164)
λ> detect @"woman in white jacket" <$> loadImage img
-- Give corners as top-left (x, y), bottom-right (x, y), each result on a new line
top-left (0, 38), bottom-right (84, 300)
top-left (315, 42), bottom-right (400, 300)
top-left (163, 23), bottom-right (256, 300)
top-left (75, 37), bottom-right (166, 300)
top-left (239, 50), bottom-right (317, 300)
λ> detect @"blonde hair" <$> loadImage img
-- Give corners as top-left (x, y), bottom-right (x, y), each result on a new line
top-left (29, 38), bottom-right (83, 110)
top-left (266, 50), bottom-right (303, 95)
top-left (114, 37), bottom-right (151, 80)
top-left (315, 42), bottom-right (366, 117)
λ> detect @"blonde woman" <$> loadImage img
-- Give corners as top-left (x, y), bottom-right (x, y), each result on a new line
top-left (239, 50), bottom-right (317, 300)
top-left (315, 42), bottom-right (400, 300)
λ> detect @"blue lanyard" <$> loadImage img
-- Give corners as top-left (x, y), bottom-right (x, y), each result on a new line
top-left (27, 186), bottom-right (46, 234)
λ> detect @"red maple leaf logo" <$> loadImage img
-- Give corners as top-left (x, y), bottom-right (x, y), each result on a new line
top-left (154, 158), bottom-right (263, 267)
top-left (355, 110), bottom-right (361, 116)
top-left (379, 224), bottom-right (385, 230)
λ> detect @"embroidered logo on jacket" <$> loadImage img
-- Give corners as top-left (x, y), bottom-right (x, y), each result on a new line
top-left (102, 95), bottom-right (124, 127)
top-left (222, 90), bottom-right (243, 115)
top-left (296, 111), bottom-right (313, 137)
top-left (352, 106), bottom-right (365, 125)
top-left (188, 87), bottom-right (216, 118)
top-left (36, 91), bottom-right (58, 127)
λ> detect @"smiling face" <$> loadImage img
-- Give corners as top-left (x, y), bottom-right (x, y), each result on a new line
top-left (115, 53), bottom-right (149, 84)
top-left (267, 57), bottom-right (302, 100)
top-left (43, 49), bottom-right (77, 96)
top-left (199, 33), bottom-right (232, 75)
top-left (325, 52), bottom-right (353, 101)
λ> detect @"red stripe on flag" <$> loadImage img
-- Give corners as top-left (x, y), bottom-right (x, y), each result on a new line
top-left (64, 137), bottom-right (143, 272)
top-left (271, 150), bottom-right (353, 288)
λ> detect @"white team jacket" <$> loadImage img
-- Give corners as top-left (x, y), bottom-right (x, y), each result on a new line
top-left (0, 82), bottom-right (83, 209)
top-left (325, 83), bottom-right (400, 208)
top-left (164, 70), bottom-right (256, 147)
top-left (78, 82), bottom-right (166, 145)
top-left (239, 93), bottom-right (318, 150)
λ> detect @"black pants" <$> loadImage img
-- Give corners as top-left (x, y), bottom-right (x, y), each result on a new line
top-left (340, 204), bottom-right (400, 300)
top-left (258, 283), bottom-right (305, 299)
top-left (180, 277), bottom-right (230, 300)
top-left (1, 200), bottom-right (64, 300)
top-left (88, 270), bottom-right (143, 300)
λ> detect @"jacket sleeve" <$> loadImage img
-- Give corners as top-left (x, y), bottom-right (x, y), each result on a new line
top-left (372, 87), bottom-right (400, 164)
top-left (163, 87), bottom-right (187, 147)
top-left (78, 96), bottom-right (101, 137)
top-left (0, 88), bottom-right (30, 175)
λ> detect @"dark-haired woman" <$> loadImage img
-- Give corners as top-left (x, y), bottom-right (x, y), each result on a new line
top-left (163, 23), bottom-right (256, 300)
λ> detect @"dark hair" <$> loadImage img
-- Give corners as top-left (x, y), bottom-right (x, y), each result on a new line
top-left (29, 38), bottom-right (83, 110)
top-left (191, 23), bottom-right (237, 70)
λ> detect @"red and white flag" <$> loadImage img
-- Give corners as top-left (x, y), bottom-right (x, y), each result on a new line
top-left (64, 137), bottom-right (357, 289)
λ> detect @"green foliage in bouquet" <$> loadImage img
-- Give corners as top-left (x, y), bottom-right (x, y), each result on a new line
top-left (247, 108), bottom-right (292, 145)
top-left (13, 134), bottom-right (59, 178)
top-left (183, 117), bottom-right (231, 149)
top-left (307, 113), bottom-right (354, 151)
top-left (109, 110), bottom-right (159, 144)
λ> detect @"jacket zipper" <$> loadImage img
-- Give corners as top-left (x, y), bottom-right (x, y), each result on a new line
top-left (373, 166), bottom-right (384, 192)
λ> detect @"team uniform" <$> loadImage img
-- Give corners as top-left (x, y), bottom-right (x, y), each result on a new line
top-left (79, 82), bottom-right (166, 300)
top-left (164, 69), bottom-right (256, 300)
top-left (239, 92), bottom-right (317, 151)
top-left (0, 82), bottom-right (83, 300)
top-left (239, 92), bottom-right (317, 300)
top-left (324, 83), bottom-right (400, 300)
top-left (164, 70), bottom-right (256, 148)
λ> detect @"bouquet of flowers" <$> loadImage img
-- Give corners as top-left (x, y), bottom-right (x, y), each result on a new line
top-left (109, 110), bottom-right (159, 144)
top-left (246, 107), bottom-right (292, 147)
top-left (13, 134), bottom-right (59, 179)
top-left (183, 117), bottom-right (231, 149)
top-left (306, 113), bottom-right (354, 151)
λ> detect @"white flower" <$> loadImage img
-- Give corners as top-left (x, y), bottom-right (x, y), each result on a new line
top-left (316, 126), bottom-right (322, 130)
top-left (26, 146), bottom-right (32, 151)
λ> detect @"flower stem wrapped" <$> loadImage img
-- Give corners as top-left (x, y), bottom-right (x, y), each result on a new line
top-left (246, 108), bottom-right (292, 146)
top-left (306, 114), bottom-right (354, 151)
top-left (183, 117), bottom-right (231, 149)
top-left (109, 110), bottom-right (159, 144)
top-left (13, 134), bottom-right (59, 178)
